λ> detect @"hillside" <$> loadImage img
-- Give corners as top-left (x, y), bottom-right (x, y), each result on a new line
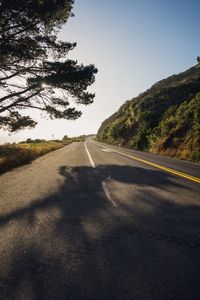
top-left (97, 64), bottom-right (200, 162)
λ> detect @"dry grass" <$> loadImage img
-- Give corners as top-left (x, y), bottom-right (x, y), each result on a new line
top-left (0, 141), bottom-right (71, 174)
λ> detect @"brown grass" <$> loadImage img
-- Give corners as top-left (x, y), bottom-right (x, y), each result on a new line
top-left (0, 141), bottom-right (71, 174)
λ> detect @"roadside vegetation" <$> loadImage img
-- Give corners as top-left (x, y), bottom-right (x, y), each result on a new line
top-left (0, 135), bottom-right (90, 174)
top-left (62, 134), bottom-right (90, 142)
top-left (97, 63), bottom-right (200, 163)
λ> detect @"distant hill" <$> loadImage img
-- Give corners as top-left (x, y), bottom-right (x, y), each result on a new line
top-left (97, 64), bottom-right (200, 162)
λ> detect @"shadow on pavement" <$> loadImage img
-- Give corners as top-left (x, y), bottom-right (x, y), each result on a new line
top-left (0, 164), bottom-right (200, 299)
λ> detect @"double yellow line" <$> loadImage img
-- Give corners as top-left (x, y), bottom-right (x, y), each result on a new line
top-left (93, 141), bottom-right (200, 184)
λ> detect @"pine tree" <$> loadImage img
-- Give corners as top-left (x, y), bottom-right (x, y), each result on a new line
top-left (0, 0), bottom-right (97, 131)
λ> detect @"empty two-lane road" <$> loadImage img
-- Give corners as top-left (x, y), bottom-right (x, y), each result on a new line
top-left (0, 140), bottom-right (200, 299)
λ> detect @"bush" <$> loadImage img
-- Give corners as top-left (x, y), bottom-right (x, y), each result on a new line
top-left (0, 141), bottom-right (65, 174)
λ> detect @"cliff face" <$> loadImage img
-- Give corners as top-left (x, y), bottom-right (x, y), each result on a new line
top-left (97, 64), bottom-right (200, 162)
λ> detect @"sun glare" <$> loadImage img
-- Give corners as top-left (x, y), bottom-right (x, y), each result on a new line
top-left (41, 83), bottom-right (47, 89)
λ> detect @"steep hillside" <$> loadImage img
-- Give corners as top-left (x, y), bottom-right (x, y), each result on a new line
top-left (97, 64), bottom-right (200, 162)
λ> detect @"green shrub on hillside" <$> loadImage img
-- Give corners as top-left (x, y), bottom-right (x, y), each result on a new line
top-left (97, 64), bottom-right (200, 162)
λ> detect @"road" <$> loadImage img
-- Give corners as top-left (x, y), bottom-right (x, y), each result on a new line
top-left (0, 139), bottom-right (200, 299)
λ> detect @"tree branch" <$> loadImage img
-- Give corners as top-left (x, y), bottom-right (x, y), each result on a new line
top-left (0, 70), bottom-right (26, 81)
top-left (0, 89), bottom-right (42, 113)
top-left (16, 104), bottom-right (46, 111)
top-left (1, 21), bottom-right (39, 40)
top-left (0, 85), bottom-right (38, 104)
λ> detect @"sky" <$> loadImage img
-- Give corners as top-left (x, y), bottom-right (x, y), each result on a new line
top-left (1, 0), bottom-right (200, 143)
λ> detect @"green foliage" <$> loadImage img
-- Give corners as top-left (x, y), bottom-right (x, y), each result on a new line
top-left (23, 138), bottom-right (47, 143)
top-left (97, 64), bottom-right (200, 162)
top-left (110, 117), bottom-right (131, 139)
top-left (62, 135), bottom-right (69, 140)
top-left (62, 134), bottom-right (92, 142)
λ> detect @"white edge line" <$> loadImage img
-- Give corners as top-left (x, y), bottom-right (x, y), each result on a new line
top-left (84, 142), bottom-right (95, 168)
top-left (102, 181), bottom-right (118, 208)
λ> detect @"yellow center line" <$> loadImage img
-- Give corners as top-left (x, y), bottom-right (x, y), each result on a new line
top-left (92, 141), bottom-right (200, 184)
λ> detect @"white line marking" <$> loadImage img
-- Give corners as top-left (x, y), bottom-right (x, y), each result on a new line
top-left (102, 180), bottom-right (118, 208)
top-left (84, 142), bottom-right (95, 168)
top-left (102, 148), bottom-right (113, 152)
top-left (85, 141), bottom-right (117, 207)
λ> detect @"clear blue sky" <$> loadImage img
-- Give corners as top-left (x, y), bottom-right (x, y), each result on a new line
top-left (1, 0), bottom-right (200, 142)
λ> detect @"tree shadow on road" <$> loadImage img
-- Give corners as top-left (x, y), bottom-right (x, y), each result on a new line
top-left (0, 164), bottom-right (200, 299)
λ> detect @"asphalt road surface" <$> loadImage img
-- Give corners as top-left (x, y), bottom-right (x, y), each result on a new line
top-left (0, 139), bottom-right (200, 299)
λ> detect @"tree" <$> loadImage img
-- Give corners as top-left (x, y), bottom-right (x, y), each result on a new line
top-left (62, 135), bottom-right (69, 140)
top-left (0, 0), bottom-right (97, 131)
top-left (197, 56), bottom-right (200, 64)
